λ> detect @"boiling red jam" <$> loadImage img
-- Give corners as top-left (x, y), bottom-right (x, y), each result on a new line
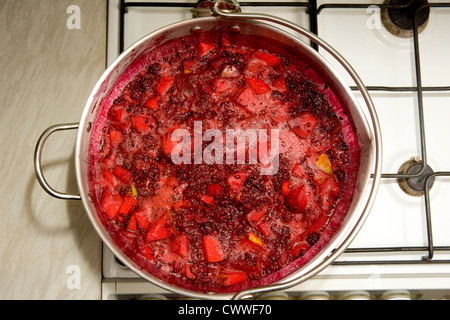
top-left (91, 31), bottom-right (360, 293)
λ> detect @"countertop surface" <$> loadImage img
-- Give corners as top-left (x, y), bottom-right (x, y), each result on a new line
top-left (0, 0), bottom-right (107, 299)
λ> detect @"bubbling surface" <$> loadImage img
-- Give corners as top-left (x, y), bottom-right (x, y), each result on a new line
top-left (89, 31), bottom-right (361, 293)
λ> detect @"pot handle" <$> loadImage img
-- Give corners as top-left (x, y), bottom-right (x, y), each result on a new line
top-left (34, 123), bottom-right (82, 200)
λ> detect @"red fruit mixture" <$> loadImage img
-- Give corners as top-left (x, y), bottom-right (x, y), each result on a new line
top-left (91, 32), bottom-right (360, 293)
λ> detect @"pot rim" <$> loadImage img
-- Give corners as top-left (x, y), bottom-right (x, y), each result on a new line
top-left (75, 16), bottom-right (381, 300)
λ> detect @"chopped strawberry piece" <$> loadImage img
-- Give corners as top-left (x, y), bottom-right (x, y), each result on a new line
top-left (120, 229), bottom-right (137, 248)
top-left (144, 96), bottom-right (159, 110)
top-left (246, 57), bottom-right (269, 74)
top-left (246, 206), bottom-right (266, 226)
top-left (281, 180), bottom-right (290, 197)
top-left (202, 235), bottom-right (224, 263)
top-left (314, 169), bottom-right (330, 185)
top-left (307, 213), bottom-right (327, 234)
top-left (319, 178), bottom-right (341, 207)
top-left (162, 130), bottom-right (183, 157)
top-left (295, 214), bottom-right (327, 246)
top-left (272, 75), bottom-right (287, 93)
top-left (185, 264), bottom-right (195, 279)
top-left (288, 112), bottom-right (318, 138)
top-left (132, 115), bottom-right (155, 133)
top-left (207, 184), bottom-right (224, 198)
top-left (183, 59), bottom-right (204, 75)
top-left (108, 105), bottom-right (126, 123)
top-left (236, 87), bottom-right (258, 111)
top-left (162, 132), bottom-right (175, 156)
top-left (227, 171), bottom-right (250, 198)
top-left (107, 105), bottom-right (131, 132)
top-left (239, 240), bottom-right (264, 254)
top-left (157, 76), bottom-right (173, 95)
top-left (210, 57), bottom-right (226, 71)
top-left (292, 163), bottom-right (305, 178)
top-left (113, 165), bottom-right (132, 184)
top-left (171, 234), bottom-right (190, 258)
top-left (246, 78), bottom-right (271, 95)
top-left (103, 169), bottom-right (119, 187)
top-left (213, 78), bottom-right (233, 94)
top-left (100, 188), bottom-right (123, 220)
top-left (118, 193), bottom-right (137, 216)
top-left (109, 128), bottom-right (123, 147)
top-left (220, 35), bottom-right (232, 49)
top-left (198, 42), bottom-right (216, 56)
top-left (200, 194), bottom-right (214, 205)
top-left (161, 125), bottom-right (186, 157)
top-left (254, 51), bottom-right (281, 67)
top-left (257, 221), bottom-right (272, 238)
top-left (218, 269), bottom-right (248, 287)
top-left (109, 119), bottom-right (130, 133)
top-left (139, 245), bottom-right (154, 260)
top-left (116, 192), bottom-right (138, 226)
top-left (146, 212), bottom-right (175, 242)
top-left (160, 250), bottom-right (182, 269)
top-left (127, 213), bottom-right (138, 232)
top-left (135, 207), bottom-right (152, 232)
top-left (286, 185), bottom-right (308, 213)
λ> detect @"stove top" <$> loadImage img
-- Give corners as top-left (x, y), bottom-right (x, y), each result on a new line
top-left (102, 0), bottom-right (450, 300)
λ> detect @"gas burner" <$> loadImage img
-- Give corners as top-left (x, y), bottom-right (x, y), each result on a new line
top-left (381, 0), bottom-right (430, 38)
top-left (398, 157), bottom-right (435, 196)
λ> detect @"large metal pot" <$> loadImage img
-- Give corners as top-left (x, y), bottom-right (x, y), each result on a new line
top-left (34, 4), bottom-right (382, 300)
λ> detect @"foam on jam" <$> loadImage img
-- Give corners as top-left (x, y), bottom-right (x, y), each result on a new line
top-left (89, 31), bottom-right (361, 293)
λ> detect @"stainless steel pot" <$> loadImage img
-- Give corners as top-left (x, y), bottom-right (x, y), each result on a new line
top-left (34, 3), bottom-right (382, 300)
